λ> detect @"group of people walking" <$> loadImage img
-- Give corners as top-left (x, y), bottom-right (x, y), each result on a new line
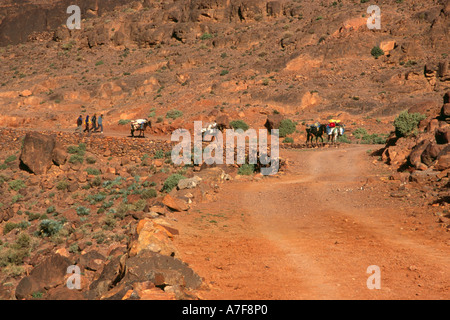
top-left (76, 113), bottom-right (103, 134)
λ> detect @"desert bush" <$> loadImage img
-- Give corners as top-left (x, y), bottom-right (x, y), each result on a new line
top-left (153, 150), bottom-right (165, 159)
top-left (200, 32), bottom-right (213, 40)
top-left (86, 156), bottom-right (96, 164)
top-left (393, 111), bottom-right (426, 137)
top-left (361, 133), bottom-right (388, 144)
top-left (371, 46), bottom-right (384, 59)
top-left (230, 120), bottom-right (249, 132)
top-left (339, 134), bottom-right (352, 144)
top-left (166, 110), bottom-right (183, 120)
top-left (279, 119), bottom-right (297, 137)
top-left (69, 154), bottom-right (84, 164)
top-left (283, 137), bottom-right (294, 143)
top-left (38, 219), bottom-right (63, 237)
top-left (8, 180), bottom-right (25, 191)
top-left (4, 155), bottom-right (17, 164)
top-left (3, 221), bottom-right (30, 235)
top-left (67, 144), bottom-right (85, 156)
top-left (162, 174), bottom-right (186, 192)
top-left (118, 119), bottom-right (131, 125)
top-left (238, 164), bottom-right (256, 175)
top-left (0, 232), bottom-right (32, 268)
top-left (76, 206), bottom-right (90, 216)
top-left (86, 167), bottom-right (101, 175)
top-left (56, 180), bottom-right (69, 191)
top-left (142, 188), bottom-right (157, 199)
top-left (353, 128), bottom-right (368, 139)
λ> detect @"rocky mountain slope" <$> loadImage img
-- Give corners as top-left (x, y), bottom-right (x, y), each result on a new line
top-left (0, 0), bottom-right (449, 139)
top-left (0, 0), bottom-right (449, 300)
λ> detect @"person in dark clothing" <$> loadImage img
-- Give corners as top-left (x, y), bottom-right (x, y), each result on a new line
top-left (75, 115), bottom-right (83, 132)
top-left (83, 115), bottom-right (90, 133)
top-left (92, 114), bottom-right (97, 132)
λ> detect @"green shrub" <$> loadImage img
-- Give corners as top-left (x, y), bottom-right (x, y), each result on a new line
top-left (86, 156), bottom-right (96, 164)
top-left (86, 167), bottom-right (101, 175)
top-left (2, 221), bottom-right (29, 235)
top-left (76, 206), bottom-right (90, 216)
top-left (361, 133), bottom-right (388, 145)
top-left (56, 180), bottom-right (69, 191)
top-left (0, 232), bottom-right (31, 267)
top-left (38, 219), bottom-right (63, 237)
top-left (279, 119), bottom-right (297, 137)
top-left (67, 145), bottom-right (85, 156)
top-left (26, 212), bottom-right (41, 221)
top-left (118, 119), bottom-right (131, 125)
top-left (166, 110), bottom-right (183, 120)
top-left (162, 174), bottom-right (186, 192)
top-left (46, 206), bottom-right (56, 214)
top-left (353, 128), bottom-right (368, 139)
top-left (69, 154), bottom-right (84, 164)
top-left (393, 111), bottom-right (426, 137)
top-left (8, 180), bottom-right (25, 191)
top-left (230, 120), bottom-right (249, 132)
top-left (339, 134), bottom-right (352, 144)
top-left (142, 188), bottom-right (157, 199)
top-left (102, 214), bottom-right (116, 230)
top-left (200, 32), bottom-right (213, 40)
top-left (153, 150), bottom-right (165, 159)
top-left (4, 155), bottom-right (17, 164)
top-left (238, 164), bottom-right (256, 175)
top-left (371, 46), bottom-right (384, 59)
top-left (283, 137), bottom-right (294, 143)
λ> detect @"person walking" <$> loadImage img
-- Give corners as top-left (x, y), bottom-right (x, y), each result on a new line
top-left (97, 114), bottom-right (103, 133)
top-left (83, 115), bottom-right (90, 133)
top-left (92, 113), bottom-right (97, 132)
top-left (75, 115), bottom-right (83, 133)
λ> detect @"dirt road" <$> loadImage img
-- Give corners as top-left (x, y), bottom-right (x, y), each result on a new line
top-left (173, 145), bottom-right (450, 300)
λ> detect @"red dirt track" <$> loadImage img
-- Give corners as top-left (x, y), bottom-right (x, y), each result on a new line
top-left (172, 145), bottom-right (449, 300)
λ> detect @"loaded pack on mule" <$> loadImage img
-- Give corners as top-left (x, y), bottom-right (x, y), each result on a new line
top-left (306, 122), bottom-right (326, 146)
top-left (130, 119), bottom-right (151, 138)
top-left (326, 119), bottom-right (345, 144)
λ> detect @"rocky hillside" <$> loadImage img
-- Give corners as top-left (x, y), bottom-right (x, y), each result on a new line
top-left (379, 92), bottom-right (449, 224)
top-left (0, 0), bottom-right (449, 141)
top-left (0, 128), bottom-right (249, 299)
top-left (0, 0), bottom-right (449, 300)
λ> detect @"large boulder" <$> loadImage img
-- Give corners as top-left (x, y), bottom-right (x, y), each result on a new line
top-left (408, 139), bottom-right (431, 170)
top-left (123, 250), bottom-right (202, 290)
top-left (128, 218), bottom-right (179, 257)
top-left (20, 132), bottom-right (56, 174)
top-left (264, 114), bottom-right (284, 131)
top-left (216, 114), bottom-right (230, 130)
top-left (87, 255), bottom-right (127, 300)
top-left (177, 176), bottom-right (202, 190)
top-left (421, 143), bottom-right (445, 166)
top-left (435, 145), bottom-right (450, 171)
top-left (15, 254), bottom-right (71, 299)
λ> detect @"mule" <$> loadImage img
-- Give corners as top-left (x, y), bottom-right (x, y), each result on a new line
top-left (131, 119), bottom-right (151, 138)
top-left (327, 125), bottom-right (345, 145)
top-left (306, 124), bottom-right (326, 146)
